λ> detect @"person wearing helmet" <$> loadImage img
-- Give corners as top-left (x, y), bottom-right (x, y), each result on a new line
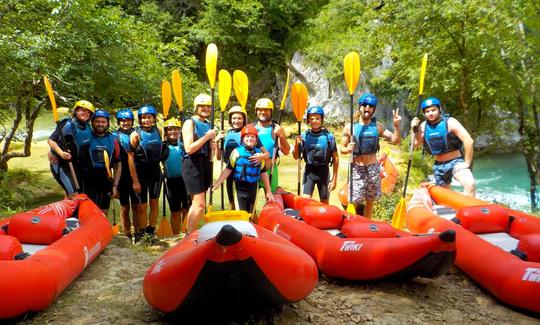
top-left (411, 97), bottom-right (476, 197)
top-left (340, 93), bottom-right (402, 218)
top-left (81, 109), bottom-right (122, 214)
top-left (182, 94), bottom-right (217, 235)
top-left (215, 106), bottom-right (269, 209)
top-left (212, 125), bottom-right (274, 212)
top-left (292, 105), bottom-right (339, 204)
top-left (48, 100), bottom-right (95, 197)
top-left (162, 117), bottom-right (189, 234)
top-left (113, 109), bottom-right (138, 242)
top-left (128, 104), bottom-right (169, 242)
top-left (253, 97), bottom-right (290, 192)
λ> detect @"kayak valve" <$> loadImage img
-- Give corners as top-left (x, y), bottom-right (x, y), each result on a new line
top-left (215, 224), bottom-right (243, 246)
top-left (439, 230), bottom-right (456, 243)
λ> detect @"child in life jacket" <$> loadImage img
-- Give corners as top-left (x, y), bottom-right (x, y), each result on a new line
top-left (212, 125), bottom-right (274, 213)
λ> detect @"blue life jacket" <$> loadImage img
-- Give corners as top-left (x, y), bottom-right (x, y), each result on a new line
top-left (61, 118), bottom-right (92, 158)
top-left (352, 118), bottom-right (379, 155)
top-left (254, 122), bottom-right (276, 155)
top-left (223, 129), bottom-right (241, 164)
top-left (302, 129), bottom-right (335, 165)
top-left (232, 146), bottom-right (262, 183)
top-left (423, 115), bottom-right (463, 155)
top-left (134, 126), bottom-right (162, 163)
top-left (185, 117), bottom-right (211, 157)
top-left (114, 129), bottom-right (132, 178)
top-left (164, 141), bottom-right (183, 178)
top-left (89, 132), bottom-right (116, 169)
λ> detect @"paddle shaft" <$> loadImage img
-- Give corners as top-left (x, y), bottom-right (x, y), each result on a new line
top-left (208, 89), bottom-right (216, 206)
top-left (402, 94), bottom-right (423, 198)
top-left (297, 121), bottom-right (302, 195)
top-left (57, 122), bottom-right (81, 193)
top-left (348, 94), bottom-right (354, 205)
top-left (269, 109), bottom-right (283, 183)
top-left (220, 111), bottom-right (224, 209)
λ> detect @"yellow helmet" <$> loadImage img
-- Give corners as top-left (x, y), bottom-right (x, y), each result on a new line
top-left (255, 98), bottom-right (274, 110)
top-left (193, 94), bottom-right (212, 108)
top-left (164, 117), bottom-right (181, 128)
top-left (73, 100), bottom-right (95, 113)
top-left (228, 106), bottom-right (247, 125)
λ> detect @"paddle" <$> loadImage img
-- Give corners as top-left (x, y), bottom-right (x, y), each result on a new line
top-left (104, 150), bottom-right (119, 235)
top-left (172, 69), bottom-right (183, 120)
top-left (218, 69), bottom-right (232, 209)
top-left (291, 82), bottom-right (308, 196)
top-left (343, 52), bottom-right (361, 214)
top-left (43, 75), bottom-right (81, 194)
top-left (391, 53), bottom-right (428, 229)
top-left (269, 69), bottom-right (290, 184)
top-left (233, 70), bottom-right (249, 113)
top-left (157, 79), bottom-right (173, 238)
top-left (206, 43), bottom-right (218, 212)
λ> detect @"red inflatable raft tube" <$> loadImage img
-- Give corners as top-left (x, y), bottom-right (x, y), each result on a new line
top-left (406, 184), bottom-right (540, 313)
top-left (0, 195), bottom-right (112, 319)
top-left (257, 191), bottom-right (456, 281)
top-left (143, 210), bottom-right (318, 314)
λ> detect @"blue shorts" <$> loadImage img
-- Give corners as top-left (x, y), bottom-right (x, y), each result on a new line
top-left (433, 157), bottom-right (464, 186)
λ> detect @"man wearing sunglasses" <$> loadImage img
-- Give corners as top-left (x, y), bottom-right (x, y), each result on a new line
top-left (340, 93), bottom-right (402, 218)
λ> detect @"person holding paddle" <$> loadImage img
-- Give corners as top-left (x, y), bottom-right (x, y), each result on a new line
top-left (253, 98), bottom-right (290, 193)
top-left (292, 105), bottom-right (339, 204)
top-left (410, 97), bottom-right (476, 197)
top-left (340, 93), bottom-right (402, 218)
top-left (48, 100), bottom-right (94, 196)
top-left (128, 105), bottom-right (168, 242)
top-left (182, 94), bottom-right (217, 235)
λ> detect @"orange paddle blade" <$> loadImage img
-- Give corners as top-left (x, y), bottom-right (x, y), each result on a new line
top-left (291, 82), bottom-right (308, 122)
top-left (156, 217), bottom-right (173, 238)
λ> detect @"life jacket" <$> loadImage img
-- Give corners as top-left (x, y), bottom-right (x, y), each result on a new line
top-left (352, 118), bottom-right (379, 155)
top-left (223, 129), bottom-right (241, 164)
top-left (60, 118), bottom-right (92, 159)
top-left (302, 129), bottom-right (335, 165)
top-left (185, 117), bottom-right (211, 157)
top-left (231, 146), bottom-right (263, 184)
top-left (164, 141), bottom-right (183, 178)
top-left (89, 132), bottom-right (116, 169)
top-left (253, 121), bottom-right (276, 155)
top-left (134, 126), bottom-right (162, 163)
top-left (115, 129), bottom-right (132, 153)
top-left (423, 115), bottom-right (463, 155)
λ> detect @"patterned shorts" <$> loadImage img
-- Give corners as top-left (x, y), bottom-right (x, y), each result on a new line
top-left (433, 157), bottom-right (464, 186)
top-left (352, 162), bottom-right (381, 203)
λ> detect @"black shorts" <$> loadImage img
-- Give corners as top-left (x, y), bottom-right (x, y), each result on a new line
top-left (118, 173), bottom-right (139, 206)
top-left (302, 164), bottom-right (330, 200)
top-left (135, 162), bottom-right (162, 204)
top-left (50, 162), bottom-right (77, 196)
top-left (226, 173), bottom-right (235, 204)
top-left (182, 154), bottom-right (211, 195)
top-left (236, 181), bottom-right (258, 213)
top-left (165, 176), bottom-right (190, 212)
top-left (82, 169), bottom-right (111, 210)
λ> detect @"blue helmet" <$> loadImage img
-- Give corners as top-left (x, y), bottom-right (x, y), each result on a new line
top-left (116, 109), bottom-right (134, 120)
top-left (92, 109), bottom-right (110, 121)
top-left (358, 93), bottom-right (377, 107)
top-left (421, 97), bottom-right (441, 111)
top-left (138, 105), bottom-right (157, 118)
top-left (306, 105), bottom-right (325, 120)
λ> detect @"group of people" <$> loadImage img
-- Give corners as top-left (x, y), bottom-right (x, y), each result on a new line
top-left (47, 91), bottom-right (476, 241)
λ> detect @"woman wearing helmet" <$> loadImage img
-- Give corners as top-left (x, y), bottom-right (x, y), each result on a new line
top-left (162, 117), bottom-right (189, 234)
top-left (128, 104), bottom-right (169, 242)
top-left (292, 105), bottom-right (339, 204)
top-left (48, 100), bottom-right (95, 196)
top-left (340, 93), bottom-right (402, 218)
top-left (215, 106), bottom-right (269, 209)
top-left (212, 125), bottom-right (274, 213)
top-left (182, 94), bottom-right (217, 235)
top-left (411, 97), bottom-right (476, 197)
top-left (114, 109), bottom-right (138, 242)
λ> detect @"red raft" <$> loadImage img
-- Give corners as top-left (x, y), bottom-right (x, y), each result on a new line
top-left (406, 184), bottom-right (540, 313)
top-left (257, 192), bottom-right (456, 281)
top-left (0, 195), bottom-right (112, 319)
top-left (143, 211), bottom-right (318, 313)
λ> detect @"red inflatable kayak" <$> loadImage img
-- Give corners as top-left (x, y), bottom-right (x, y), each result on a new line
top-left (406, 184), bottom-right (540, 313)
top-left (143, 210), bottom-right (318, 313)
top-left (0, 195), bottom-right (112, 319)
top-left (257, 191), bottom-right (456, 281)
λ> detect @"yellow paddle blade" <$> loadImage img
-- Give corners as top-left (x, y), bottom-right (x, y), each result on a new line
top-left (172, 69), bottom-right (183, 111)
top-left (279, 69), bottom-right (291, 111)
top-left (346, 203), bottom-right (356, 214)
top-left (43, 76), bottom-right (58, 122)
top-left (156, 217), bottom-right (173, 238)
top-left (233, 70), bottom-right (249, 110)
top-left (391, 197), bottom-right (407, 229)
top-left (291, 82), bottom-right (308, 122)
top-left (419, 53), bottom-right (428, 96)
top-left (103, 150), bottom-right (112, 179)
top-left (343, 52), bottom-right (361, 96)
top-left (206, 43), bottom-right (218, 89)
top-left (218, 69), bottom-right (232, 112)
top-left (161, 80), bottom-right (172, 119)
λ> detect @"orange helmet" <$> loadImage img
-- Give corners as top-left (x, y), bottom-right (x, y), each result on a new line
top-left (240, 125), bottom-right (258, 139)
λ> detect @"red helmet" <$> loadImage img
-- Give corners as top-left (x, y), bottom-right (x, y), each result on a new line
top-left (240, 125), bottom-right (258, 139)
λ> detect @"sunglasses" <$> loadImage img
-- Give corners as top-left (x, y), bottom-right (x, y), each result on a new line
top-left (360, 103), bottom-right (376, 108)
